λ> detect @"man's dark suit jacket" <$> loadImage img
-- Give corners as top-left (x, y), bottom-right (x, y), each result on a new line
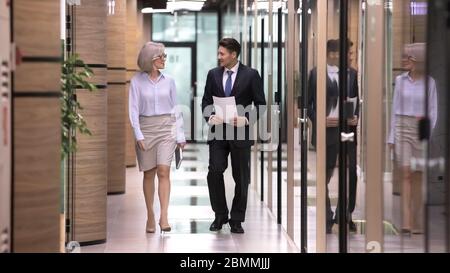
top-left (201, 62), bottom-right (267, 148)
top-left (307, 67), bottom-right (359, 147)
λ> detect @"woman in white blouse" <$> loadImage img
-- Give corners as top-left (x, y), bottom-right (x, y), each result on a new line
top-left (388, 43), bottom-right (437, 235)
top-left (129, 42), bottom-right (186, 233)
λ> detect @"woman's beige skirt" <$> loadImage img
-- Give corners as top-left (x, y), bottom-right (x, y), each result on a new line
top-left (136, 114), bottom-right (177, 172)
top-left (394, 115), bottom-right (423, 167)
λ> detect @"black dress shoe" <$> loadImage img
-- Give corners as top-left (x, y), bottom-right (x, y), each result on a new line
top-left (349, 220), bottom-right (357, 232)
top-left (326, 223), bottom-right (333, 234)
top-left (230, 221), bottom-right (244, 234)
top-left (209, 217), bottom-right (229, 231)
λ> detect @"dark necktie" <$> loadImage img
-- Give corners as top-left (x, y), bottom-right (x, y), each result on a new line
top-left (225, 70), bottom-right (233, 97)
top-left (331, 79), bottom-right (339, 109)
top-left (331, 79), bottom-right (339, 97)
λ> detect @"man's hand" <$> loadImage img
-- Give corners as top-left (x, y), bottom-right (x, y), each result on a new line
top-left (232, 116), bottom-right (248, 127)
top-left (177, 142), bottom-right (186, 150)
top-left (208, 115), bottom-right (224, 126)
top-left (326, 117), bottom-right (339, 127)
top-left (347, 116), bottom-right (358, 126)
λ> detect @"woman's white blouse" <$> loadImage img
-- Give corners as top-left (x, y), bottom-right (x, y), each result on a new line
top-left (388, 72), bottom-right (438, 144)
top-left (129, 72), bottom-right (186, 143)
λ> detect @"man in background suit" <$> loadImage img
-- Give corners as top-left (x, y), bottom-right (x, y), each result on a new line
top-left (201, 38), bottom-right (266, 234)
top-left (308, 39), bottom-right (359, 233)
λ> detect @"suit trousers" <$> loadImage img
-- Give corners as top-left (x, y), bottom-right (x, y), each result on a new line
top-left (207, 140), bottom-right (251, 222)
top-left (326, 140), bottom-right (358, 223)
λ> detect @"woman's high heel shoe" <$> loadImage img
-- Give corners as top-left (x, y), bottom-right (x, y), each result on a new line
top-left (146, 221), bottom-right (156, 233)
top-left (159, 223), bottom-right (171, 233)
top-left (401, 228), bottom-right (411, 236)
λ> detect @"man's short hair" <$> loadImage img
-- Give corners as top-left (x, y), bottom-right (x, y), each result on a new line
top-left (219, 38), bottom-right (241, 57)
top-left (327, 39), bottom-right (354, 54)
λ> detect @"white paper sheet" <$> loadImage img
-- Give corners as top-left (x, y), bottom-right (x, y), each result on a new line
top-left (328, 97), bottom-right (358, 118)
top-left (347, 97), bottom-right (358, 116)
top-left (213, 96), bottom-right (238, 123)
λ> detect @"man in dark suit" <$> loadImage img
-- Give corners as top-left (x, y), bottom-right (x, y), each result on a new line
top-left (201, 38), bottom-right (266, 234)
top-left (307, 39), bottom-right (359, 233)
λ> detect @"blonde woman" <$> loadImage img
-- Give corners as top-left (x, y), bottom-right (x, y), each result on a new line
top-left (388, 43), bottom-right (437, 235)
top-left (129, 42), bottom-right (186, 233)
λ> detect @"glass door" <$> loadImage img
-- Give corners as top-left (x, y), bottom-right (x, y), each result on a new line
top-left (301, 0), bottom-right (362, 253)
top-left (299, 0), bottom-right (311, 253)
top-left (320, 0), bottom-right (363, 253)
top-left (163, 46), bottom-right (196, 142)
top-left (424, 0), bottom-right (449, 252)
top-left (380, 0), bottom-right (430, 253)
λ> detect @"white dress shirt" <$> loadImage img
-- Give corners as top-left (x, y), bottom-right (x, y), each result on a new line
top-left (327, 64), bottom-right (339, 84)
top-left (222, 62), bottom-right (239, 92)
top-left (129, 72), bottom-right (186, 143)
top-left (209, 62), bottom-right (247, 125)
top-left (388, 72), bottom-right (438, 144)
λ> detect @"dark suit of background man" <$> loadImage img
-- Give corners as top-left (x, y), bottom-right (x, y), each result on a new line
top-left (201, 38), bottom-right (266, 234)
top-left (308, 39), bottom-right (359, 234)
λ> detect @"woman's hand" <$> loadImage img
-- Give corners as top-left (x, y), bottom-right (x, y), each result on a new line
top-left (177, 142), bottom-right (186, 150)
top-left (137, 140), bottom-right (146, 151)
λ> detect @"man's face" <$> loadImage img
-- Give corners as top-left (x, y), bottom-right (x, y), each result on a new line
top-left (218, 46), bottom-right (237, 68)
top-left (327, 51), bottom-right (339, 66)
top-left (348, 47), bottom-right (354, 66)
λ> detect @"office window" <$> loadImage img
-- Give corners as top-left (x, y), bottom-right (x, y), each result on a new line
top-left (152, 13), bottom-right (196, 42)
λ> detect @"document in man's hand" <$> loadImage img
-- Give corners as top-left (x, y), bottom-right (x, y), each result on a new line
top-left (175, 147), bottom-right (183, 169)
top-left (347, 97), bottom-right (358, 115)
top-left (213, 96), bottom-right (238, 123)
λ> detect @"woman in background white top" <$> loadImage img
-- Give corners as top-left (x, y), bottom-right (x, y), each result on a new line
top-left (388, 43), bottom-right (438, 235)
top-left (129, 42), bottom-right (186, 233)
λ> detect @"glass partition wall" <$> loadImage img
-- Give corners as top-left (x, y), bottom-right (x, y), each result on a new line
top-left (251, 0), bottom-right (449, 253)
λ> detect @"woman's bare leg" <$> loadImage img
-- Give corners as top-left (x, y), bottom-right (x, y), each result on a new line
top-left (402, 166), bottom-right (412, 231)
top-left (157, 165), bottom-right (171, 228)
top-left (143, 168), bottom-right (157, 232)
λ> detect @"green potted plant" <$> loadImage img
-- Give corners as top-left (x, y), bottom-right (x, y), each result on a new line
top-left (61, 53), bottom-right (97, 245)
top-left (61, 53), bottom-right (97, 159)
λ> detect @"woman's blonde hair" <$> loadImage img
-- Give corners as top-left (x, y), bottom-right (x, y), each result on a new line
top-left (404, 43), bottom-right (426, 63)
top-left (137, 42), bottom-right (165, 73)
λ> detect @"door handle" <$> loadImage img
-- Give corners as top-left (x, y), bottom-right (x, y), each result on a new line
top-left (190, 87), bottom-right (194, 101)
top-left (341, 132), bottom-right (355, 142)
top-left (274, 109), bottom-right (281, 129)
top-left (300, 109), bottom-right (308, 141)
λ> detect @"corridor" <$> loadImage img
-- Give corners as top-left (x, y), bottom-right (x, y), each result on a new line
top-left (81, 144), bottom-right (298, 253)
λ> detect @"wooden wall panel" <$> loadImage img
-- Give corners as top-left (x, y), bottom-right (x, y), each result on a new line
top-left (74, 1), bottom-right (108, 65)
top-left (14, 0), bottom-right (60, 57)
top-left (73, 0), bottom-right (107, 244)
top-left (73, 89), bottom-right (107, 243)
top-left (14, 62), bottom-right (61, 93)
top-left (107, 0), bottom-right (126, 193)
top-left (13, 98), bottom-right (61, 252)
top-left (12, 0), bottom-right (61, 253)
top-left (392, 0), bottom-right (413, 75)
top-left (107, 85), bottom-right (126, 193)
top-left (125, 0), bottom-right (138, 167)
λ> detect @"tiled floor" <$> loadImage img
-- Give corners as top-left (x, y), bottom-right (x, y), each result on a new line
top-left (257, 141), bottom-right (446, 253)
top-left (81, 144), bottom-right (299, 253)
top-left (81, 142), bottom-right (447, 253)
